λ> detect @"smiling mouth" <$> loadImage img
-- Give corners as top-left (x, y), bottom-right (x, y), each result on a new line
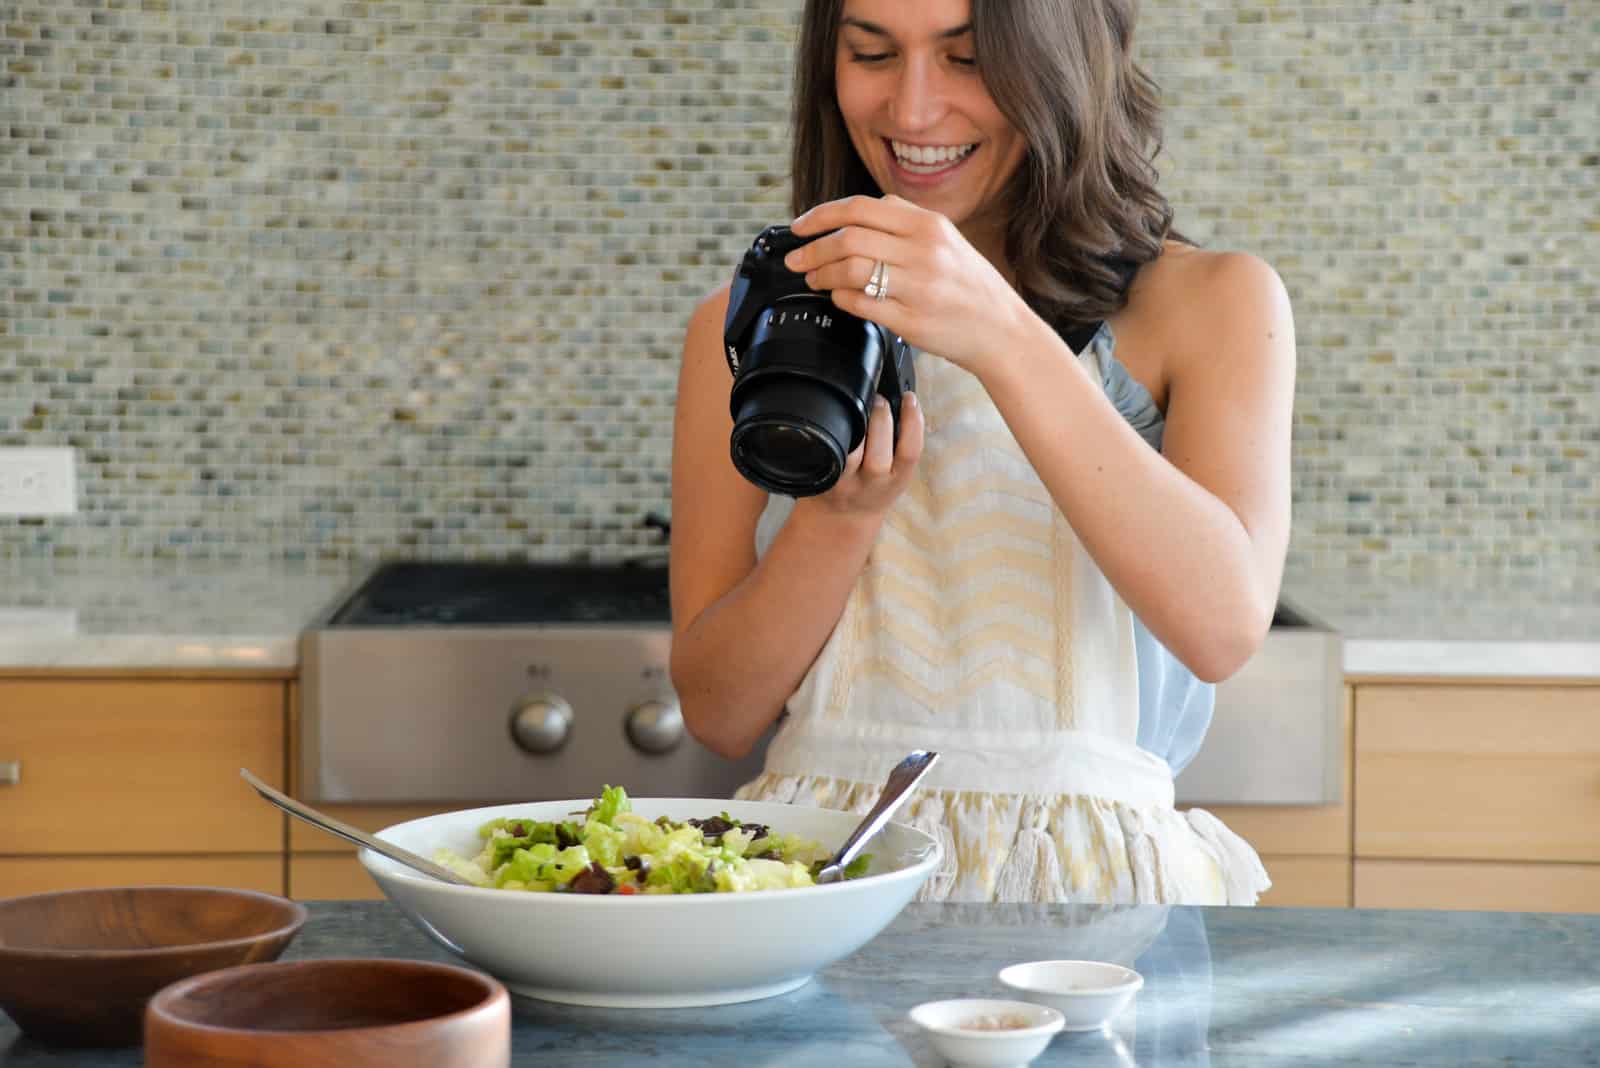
top-left (886, 139), bottom-right (978, 176)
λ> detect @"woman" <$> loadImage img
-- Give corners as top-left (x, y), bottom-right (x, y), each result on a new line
top-left (668, 0), bottom-right (1295, 904)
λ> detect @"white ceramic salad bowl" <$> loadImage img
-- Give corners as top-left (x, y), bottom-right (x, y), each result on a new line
top-left (360, 797), bottom-right (942, 1008)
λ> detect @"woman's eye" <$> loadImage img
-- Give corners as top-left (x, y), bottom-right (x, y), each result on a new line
top-left (848, 51), bottom-right (893, 64)
top-left (949, 55), bottom-right (977, 68)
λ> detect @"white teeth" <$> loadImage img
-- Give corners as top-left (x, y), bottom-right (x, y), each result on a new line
top-left (890, 140), bottom-right (976, 170)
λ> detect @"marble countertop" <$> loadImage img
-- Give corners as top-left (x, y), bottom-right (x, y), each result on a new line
top-left (1282, 571), bottom-right (1600, 677)
top-left (2, 900), bottom-right (1595, 1066)
top-left (0, 559), bottom-right (1597, 677)
top-left (0, 561), bottom-right (361, 671)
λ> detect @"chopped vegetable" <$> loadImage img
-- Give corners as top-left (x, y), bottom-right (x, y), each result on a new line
top-left (432, 785), bottom-right (872, 895)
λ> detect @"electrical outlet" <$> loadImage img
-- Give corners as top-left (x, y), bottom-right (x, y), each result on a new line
top-left (0, 447), bottom-right (78, 516)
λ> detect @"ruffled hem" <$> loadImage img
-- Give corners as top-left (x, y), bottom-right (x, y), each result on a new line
top-left (736, 772), bottom-right (1272, 906)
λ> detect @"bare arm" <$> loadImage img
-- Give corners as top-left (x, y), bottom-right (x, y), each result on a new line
top-left (981, 251), bottom-right (1296, 682)
top-left (778, 199), bottom-right (1292, 683)
top-left (779, 198), bottom-right (1293, 682)
top-left (668, 286), bottom-right (924, 758)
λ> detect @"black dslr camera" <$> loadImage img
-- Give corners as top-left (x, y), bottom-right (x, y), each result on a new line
top-left (722, 225), bottom-right (915, 498)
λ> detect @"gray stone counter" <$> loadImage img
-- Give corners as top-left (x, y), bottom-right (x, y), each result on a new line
top-left (2, 900), bottom-right (1595, 1066)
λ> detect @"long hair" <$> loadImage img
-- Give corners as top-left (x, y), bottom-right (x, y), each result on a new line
top-left (790, 0), bottom-right (1177, 326)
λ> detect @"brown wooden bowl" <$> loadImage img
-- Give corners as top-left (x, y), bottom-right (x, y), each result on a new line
top-left (0, 885), bottom-right (308, 1047)
top-left (144, 957), bottom-right (511, 1068)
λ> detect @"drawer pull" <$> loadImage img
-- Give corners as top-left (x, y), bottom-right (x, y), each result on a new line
top-left (0, 760), bottom-right (18, 785)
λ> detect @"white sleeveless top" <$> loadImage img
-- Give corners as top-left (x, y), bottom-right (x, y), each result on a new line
top-left (737, 337), bottom-right (1271, 906)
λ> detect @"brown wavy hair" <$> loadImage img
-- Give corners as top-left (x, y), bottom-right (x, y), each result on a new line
top-left (790, 0), bottom-right (1179, 326)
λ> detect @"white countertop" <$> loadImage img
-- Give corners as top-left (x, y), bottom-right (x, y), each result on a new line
top-left (0, 561), bottom-right (361, 670)
top-left (1282, 571), bottom-right (1600, 678)
top-left (0, 559), bottom-right (1597, 678)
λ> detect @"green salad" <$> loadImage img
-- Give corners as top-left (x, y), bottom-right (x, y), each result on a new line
top-left (433, 786), bottom-right (871, 895)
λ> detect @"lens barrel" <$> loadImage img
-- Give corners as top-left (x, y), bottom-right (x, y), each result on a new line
top-left (727, 296), bottom-right (887, 497)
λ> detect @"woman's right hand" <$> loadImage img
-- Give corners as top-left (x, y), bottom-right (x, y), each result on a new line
top-left (798, 392), bottom-right (925, 523)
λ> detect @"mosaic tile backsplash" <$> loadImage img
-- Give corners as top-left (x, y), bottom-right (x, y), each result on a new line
top-left (2, 0), bottom-right (1595, 573)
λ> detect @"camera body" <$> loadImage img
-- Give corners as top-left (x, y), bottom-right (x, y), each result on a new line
top-left (721, 225), bottom-right (915, 498)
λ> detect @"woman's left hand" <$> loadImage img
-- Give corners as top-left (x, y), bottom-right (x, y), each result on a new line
top-left (785, 195), bottom-right (1031, 378)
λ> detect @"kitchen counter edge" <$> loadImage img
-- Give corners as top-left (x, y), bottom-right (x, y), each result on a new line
top-left (0, 564), bottom-right (1598, 678)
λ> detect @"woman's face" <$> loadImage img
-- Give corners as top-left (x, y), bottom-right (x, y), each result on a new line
top-left (832, 0), bottom-right (1027, 243)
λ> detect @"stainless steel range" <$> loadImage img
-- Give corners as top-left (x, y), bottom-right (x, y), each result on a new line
top-left (302, 559), bottom-right (1341, 808)
top-left (299, 560), bottom-right (769, 803)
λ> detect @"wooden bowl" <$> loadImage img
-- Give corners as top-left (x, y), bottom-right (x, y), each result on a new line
top-left (144, 958), bottom-right (511, 1068)
top-left (0, 885), bottom-right (308, 1047)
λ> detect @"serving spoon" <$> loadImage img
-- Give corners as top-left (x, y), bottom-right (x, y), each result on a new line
top-left (239, 768), bottom-right (476, 887)
top-left (815, 749), bottom-right (940, 884)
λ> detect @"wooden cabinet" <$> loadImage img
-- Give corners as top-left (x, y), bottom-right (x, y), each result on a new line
top-left (1352, 681), bottom-right (1600, 913)
top-left (1189, 687), bottom-right (1355, 908)
top-left (1194, 679), bottom-right (1600, 913)
top-left (1354, 859), bottom-right (1600, 913)
top-left (0, 676), bottom-right (288, 897)
top-left (1, 857), bottom-right (285, 898)
top-left (1251, 857), bottom-right (1352, 908)
top-left (286, 806), bottom-right (465, 901)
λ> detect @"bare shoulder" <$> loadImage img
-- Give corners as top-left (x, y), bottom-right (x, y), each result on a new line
top-left (1130, 243), bottom-right (1294, 370)
top-left (684, 282), bottom-right (734, 359)
top-left (1131, 243), bottom-right (1290, 331)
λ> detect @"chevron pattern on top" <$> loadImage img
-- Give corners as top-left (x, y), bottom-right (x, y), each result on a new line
top-left (739, 344), bottom-right (1272, 906)
top-left (825, 353), bottom-right (1078, 719)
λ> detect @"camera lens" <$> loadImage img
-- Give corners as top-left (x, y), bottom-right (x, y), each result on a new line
top-left (729, 372), bottom-right (855, 493)
top-left (735, 425), bottom-right (836, 486)
top-left (726, 295), bottom-right (883, 497)
top-left (723, 228), bottom-right (913, 499)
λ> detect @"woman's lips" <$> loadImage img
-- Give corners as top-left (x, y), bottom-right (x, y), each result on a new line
top-left (883, 139), bottom-right (978, 188)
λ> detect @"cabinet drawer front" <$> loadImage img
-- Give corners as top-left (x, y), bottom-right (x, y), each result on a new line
top-left (1355, 684), bottom-right (1600, 862)
top-left (286, 803), bottom-right (480, 852)
top-left (1355, 859), bottom-right (1600, 914)
top-left (0, 856), bottom-right (284, 897)
top-left (1257, 856), bottom-right (1351, 908)
top-left (289, 853), bottom-right (385, 901)
top-left (0, 680), bottom-right (285, 855)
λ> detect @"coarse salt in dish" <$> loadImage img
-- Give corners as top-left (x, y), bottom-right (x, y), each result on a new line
top-left (909, 998), bottom-right (1065, 1068)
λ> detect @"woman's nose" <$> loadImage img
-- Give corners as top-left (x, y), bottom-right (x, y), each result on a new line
top-left (889, 59), bottom-right (947, 132)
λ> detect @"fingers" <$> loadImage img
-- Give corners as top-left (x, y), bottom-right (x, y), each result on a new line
top-left (828, 283), bottom-right (908, 340)
top-left (785, 225), bottom-right (913, 281)
top-left (892, 391), bottom-right (924, 477)
top-left (820, 391), bottom-right (922, 515)
top-left (840, 432), bottom-right (865, 481)
top-left (803, 254), bottom-right (879, 296)
top-left (859, 395), bottom-right (896, 477)
top-left (857, 392), bottom-right (922, 483)
top-left (790, 194), bottom-right (925, 238)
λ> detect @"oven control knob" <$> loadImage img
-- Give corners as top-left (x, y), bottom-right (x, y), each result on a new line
top-left (509, 694), bottom-right (574, 754)
top-left (625, 698), bottom-right (684, 755)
